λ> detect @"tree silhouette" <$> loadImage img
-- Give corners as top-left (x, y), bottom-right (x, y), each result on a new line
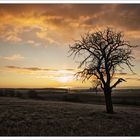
top-left (69, 27), bottom-right (136, 113)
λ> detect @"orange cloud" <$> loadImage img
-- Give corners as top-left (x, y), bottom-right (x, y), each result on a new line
top-left (0, 4), bottom-right (139, 68)
top-left (0, 4), bottom-right (140, 47)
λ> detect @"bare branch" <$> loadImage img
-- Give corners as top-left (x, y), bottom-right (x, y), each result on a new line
top-left (111, 78), bottom-right (127, 89)
top-left (69, 27), bottom-right (137, 90)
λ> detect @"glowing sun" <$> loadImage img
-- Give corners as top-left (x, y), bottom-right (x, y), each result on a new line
top-left (57, 75), bottom-right (73, 83)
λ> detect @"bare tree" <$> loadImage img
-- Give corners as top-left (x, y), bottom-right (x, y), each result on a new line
top-left (69, 28), bottom-right (136, 113)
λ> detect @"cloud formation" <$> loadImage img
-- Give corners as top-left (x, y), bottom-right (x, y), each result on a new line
top-left (0, 54), bottom-right (24, 61)
top-left (5, 65), bottom-right (140, 82)
top-left (6, 66), bottom-right (45, 71)
top-left (0, 4), bottom-right (139, 88)
top-left (113, 72), bottom-right (140, 82)
top-left (0, 4), bottom-right (140, 48)
top-left (5, 65), bottom-right (76, 73)
top-left (5, 65), bottom-right (77, 82)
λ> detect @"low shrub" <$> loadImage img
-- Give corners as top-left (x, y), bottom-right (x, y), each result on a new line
top-left (28, 90), bottom-right (38, 99)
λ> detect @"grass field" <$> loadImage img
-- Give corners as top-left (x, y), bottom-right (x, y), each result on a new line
top-left (0, 96), bottom-right (139, 136)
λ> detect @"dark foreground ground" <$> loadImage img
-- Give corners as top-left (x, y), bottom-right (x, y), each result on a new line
top-left (0, 97), bottom-right (139, 136)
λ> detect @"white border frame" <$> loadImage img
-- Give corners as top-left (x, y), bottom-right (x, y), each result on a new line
top-left (0, 1), bottom-right (139, 139)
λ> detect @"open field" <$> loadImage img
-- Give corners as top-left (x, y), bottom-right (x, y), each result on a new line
top-left (0, 96), bottom-right (139, 136)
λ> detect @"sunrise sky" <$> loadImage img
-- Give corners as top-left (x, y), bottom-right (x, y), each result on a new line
top-left (0, 4), bottom-right (140, 88)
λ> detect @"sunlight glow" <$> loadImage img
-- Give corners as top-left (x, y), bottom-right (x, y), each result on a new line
top-left (57, 75), bottom-right (73, 83)
top-left (0, 4), bottom-right (140, 88)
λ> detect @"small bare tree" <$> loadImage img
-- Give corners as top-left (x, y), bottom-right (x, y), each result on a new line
top-left (69, 28), bottom-right (136, 113)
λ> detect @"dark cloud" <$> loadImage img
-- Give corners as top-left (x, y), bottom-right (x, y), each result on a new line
top-left (77, 4), bottom-right (140, 31)
top-left (65, 68), bottom-right (76, 71)
top-left (0, 4), bottom-right (140, 45)
top-left (6, 66), bottom-right (45, 71)
top-left (6, 66), bottom-right (19, 69)
top-left (0, 4), bottom-right (103, 16)
top-left (0, 4), bottom-right (140, 31)
top-left (6, 65), bottom-right (76, 72)
top-left (112, 4), bottom-right (140, 31)
top-left (115, 72), bottom-right (137, 76)
top-left (116, 72), bottom-right (128, 75)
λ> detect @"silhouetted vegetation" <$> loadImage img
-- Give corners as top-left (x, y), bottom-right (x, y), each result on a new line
top-left (0, 88), bottom-right (140, 106)
top-left (0, 89), bottom-right (15, 97)
top-left (69, 27), bottom-right (137, 113)
top-left (0, 89), bottom-right (39, 99)
top-left (28, 90), bottom-right (38, 99)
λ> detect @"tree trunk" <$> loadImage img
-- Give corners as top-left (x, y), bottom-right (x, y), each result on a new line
top-left (104, 88), bottom-right (114, 113)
